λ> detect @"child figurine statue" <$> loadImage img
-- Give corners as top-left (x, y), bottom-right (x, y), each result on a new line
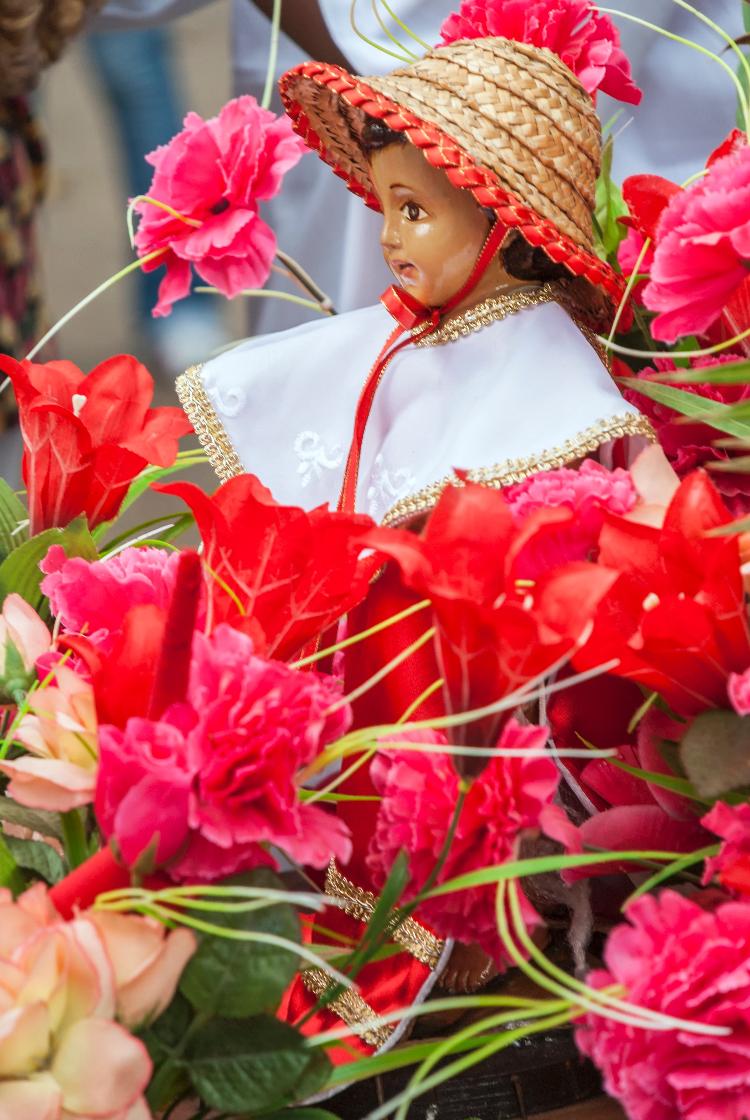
top-left (177, 1), bottom-right (654, 1067)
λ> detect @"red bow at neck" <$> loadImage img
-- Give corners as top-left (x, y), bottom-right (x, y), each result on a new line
top-left (337, 221), bottom-right (508, 514)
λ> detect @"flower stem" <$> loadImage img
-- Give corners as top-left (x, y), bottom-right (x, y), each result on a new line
top-left (261, 0), bottom-right (283, 110)
top-left (0, 249), bottom-right (167, 396)
top-left (61, 809), bottom-right (89, 871)
top-left (193, 286), bottom-right (328, 315)
top-left (275, 248), bottom-right (337, 313)
top-left (349, 0), bottom-right (412, 62)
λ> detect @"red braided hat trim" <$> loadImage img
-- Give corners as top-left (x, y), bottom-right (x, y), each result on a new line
top-left (279, 60), bottom-right (626, 312)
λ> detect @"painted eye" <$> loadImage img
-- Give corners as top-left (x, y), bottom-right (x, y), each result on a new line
top-left (401, 201), bottom-right (426, 222)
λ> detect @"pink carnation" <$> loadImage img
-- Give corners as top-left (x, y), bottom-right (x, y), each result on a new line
top-left (728, 667), bottom-right (750, 716)
top-left (702, 801), bottom-right (750, 886)
top-left (501, 459), bottom-right (637, 574)
top-left (96, 624), bottom-right (352, 879)
top-left (41, 544), bottom-right (182, 653)
top-left (577, 890), bottom-right (750, 1120)
top-left (439, 0), bottom-right (641, 104)
top-left (643, 145), bottom-right (750, 342)
top-left (617, 226), bottom-right (655, 302)
top-left (624, 354), bottom-right (750, 516)
top-left (134, 96), bottom-right (307, 316)
top-left (366, 719), bottom-right (579, 964)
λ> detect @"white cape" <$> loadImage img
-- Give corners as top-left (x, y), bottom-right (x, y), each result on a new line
top-left (178, 297), bottom-right (652, 525)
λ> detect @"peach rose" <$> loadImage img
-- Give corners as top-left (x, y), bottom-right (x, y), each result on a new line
top-left (0, 593), bottom-right (51, 703)
top-left (0, 665), bottom-right (99, 811)
top-left (0, 884), bottom-right (196, 1119)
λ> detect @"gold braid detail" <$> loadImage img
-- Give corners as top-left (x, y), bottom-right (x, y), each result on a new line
top-left (381, 412), bottom-right (657, 528)
top-left (176, 364), bottom-right (244, 483)
top-left (413, 283), bottom-right (556, 347)
top-left (300, 861), bottom-right (444, 1048)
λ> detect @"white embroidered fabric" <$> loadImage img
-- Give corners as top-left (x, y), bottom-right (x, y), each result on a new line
top-left (199, 299), bottom-right (644, 523)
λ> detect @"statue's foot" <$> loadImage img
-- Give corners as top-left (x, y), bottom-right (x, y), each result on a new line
top-left (439, 940), bottom-right (499, 993)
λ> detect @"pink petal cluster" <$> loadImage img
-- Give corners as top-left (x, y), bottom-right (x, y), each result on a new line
top-left (624, 354), bottom-right (750, 516)
top-left (366, 719), bottom-right (579, 963)
top-left (134, 96), bottom-right (307, 316)
top-left (701, 801), bottom-right (750, 886)
top-left (577, 890), bottom-right (750, 1120)
top-left (439, 0), bottom-right (641, 103)
top-left (617, 225), bottom-right (655, 302)
top-left (41, 544), bottom-right (182, 653)
top-left (96, 624), bottom-right (352, 879)
top-left (0, 882), bottom-right (195, 1119)
top-left (0, 664), bottom-right (99, 811)
top-left (643, 145), bottom-right (750, 342)
top-left (729, 667), bottom-right (750, 716)
top-left (503, 459), bottom-right (637, 564)
top-left (0, 593), bottom-right (51, 703)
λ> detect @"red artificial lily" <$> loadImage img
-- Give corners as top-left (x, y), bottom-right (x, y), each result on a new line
top-left (0, 354), bottom-right (192, 534)
top-left (539, 471), bottom-right (750, 717)
top-left (363, 483), bottom-right (607, 756)
top-left (621, 174), bottom-right (681, 242)
top-left (157, 474), bottom-right (380, 660)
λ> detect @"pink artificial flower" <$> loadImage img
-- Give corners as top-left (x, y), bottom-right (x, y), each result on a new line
top-left (41, 544), bottom-right (182, 653)
top-left (439, 0), bottom-right (641, 104)
top-left (624, 353), bottom-right (750, 516)
top-left (643, 145), bottom-right (750, 342)
top-left (503, 459), bottom-right (637, 568)
top-left (366, 719), bottom-right (579, 964)
top-left (0, 593), bottom-right (51, 702)
top-left (0, 883), bottom-right (188, 1120)
top-left (577, 890), bottom-right (750, 1120)
top-left (96, 623), bottom-right (352, 879)
top-left (729, 667), bottom-right (750, 716)
top-left (617, 226), bottom-right (655, 303)
top-left (134, 96), bottom-right (307, 316)
top-left (0, 664), bottom-right (99, 811)
top-left (702, 801), bottom-right (750, 889)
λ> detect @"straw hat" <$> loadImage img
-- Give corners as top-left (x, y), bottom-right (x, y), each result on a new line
top-left (280, 37), bottom-right (624, 319)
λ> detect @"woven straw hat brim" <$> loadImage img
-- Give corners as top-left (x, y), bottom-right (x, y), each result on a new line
top-left (279, 42), bottom-right (626, 317)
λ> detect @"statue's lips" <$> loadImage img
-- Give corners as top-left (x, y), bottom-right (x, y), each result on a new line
top-left (390, 259), bottom-right (418, 282)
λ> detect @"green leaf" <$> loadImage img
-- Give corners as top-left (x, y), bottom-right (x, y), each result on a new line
top-left (117, 454), bottom-right (207, 519)
top-left (179, 868), bottom-right (300, 1018)
top-left (101, 511), bottom-right (194, 555)
top-left (140, 993), bottom-right (193, 1111)
top-left (4, 836), bottom-right (65, 884)
top-left (679, 709), bottom-right (750, 798)
top-left (621, 377), bottom-right (750, 438)
top-left (594, 136), bottom-right (628, 261)
top-left (0, 519), bottom-right (98, 617)
top-left (655, 357), bottom-right (750, 385)
top-left (0, 832), bottom-right (25, 894)
top-left (0, 480), bottom-right (28, 563)
top-left (0, 800), bottom-right (64, 842)
top-left (603, 758), bottom-right (706, 803)
top-left (187, 1016), bottom-right (330, 1114)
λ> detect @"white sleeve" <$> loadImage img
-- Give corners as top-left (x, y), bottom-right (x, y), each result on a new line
top-left (95, 0), bottom-right (219, 29)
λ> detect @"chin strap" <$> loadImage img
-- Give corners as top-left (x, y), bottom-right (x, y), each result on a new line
top-left (337, 222), bottom-right (508, 514)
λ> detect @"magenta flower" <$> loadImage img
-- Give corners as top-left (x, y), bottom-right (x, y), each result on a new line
top-left (42, 545), bottom-right (182, 653)
top-left (643, 145), bottom-right (750, 342)
top-left (729, 667), bottom-right (750, 716)
top-left (366, 719), bottom-right (579, 964)
top-left (439, 0), bottom-right (641, 104)
top-left (96, 624), bottom-right (352, 879)
top-left (702, 801), bottom-right (750, 887)
top-left (577, 890), bottom-right (750, 1120)
top-left (134, 96), bottom-right (307, 316)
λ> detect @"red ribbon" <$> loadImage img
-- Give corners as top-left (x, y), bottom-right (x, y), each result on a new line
top-left (337, 222), bottom-right (508, 514)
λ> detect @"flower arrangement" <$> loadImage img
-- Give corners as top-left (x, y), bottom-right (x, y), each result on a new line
top-left (1, 2), bottom-right (750, 1119)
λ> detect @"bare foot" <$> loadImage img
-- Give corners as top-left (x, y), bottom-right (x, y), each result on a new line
top-left (439, 940), bottom-right (499, 993)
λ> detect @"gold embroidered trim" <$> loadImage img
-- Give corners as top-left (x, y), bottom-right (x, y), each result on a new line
top-left (326, 860), bottom-right (444, 969)
top-left (413, 283), bottom-right (556, 347)
top-left (381, 411), bottom-right (657, 528)
top-left (300, 861), bottom-right (443, 1047)
top-left (176, 364), bottom-right (244, 483)
top-left (302, 967), bottom-right (394, 1048)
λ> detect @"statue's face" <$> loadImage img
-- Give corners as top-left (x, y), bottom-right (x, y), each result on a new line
top-left (370, 142), bottom-right (492, 308)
